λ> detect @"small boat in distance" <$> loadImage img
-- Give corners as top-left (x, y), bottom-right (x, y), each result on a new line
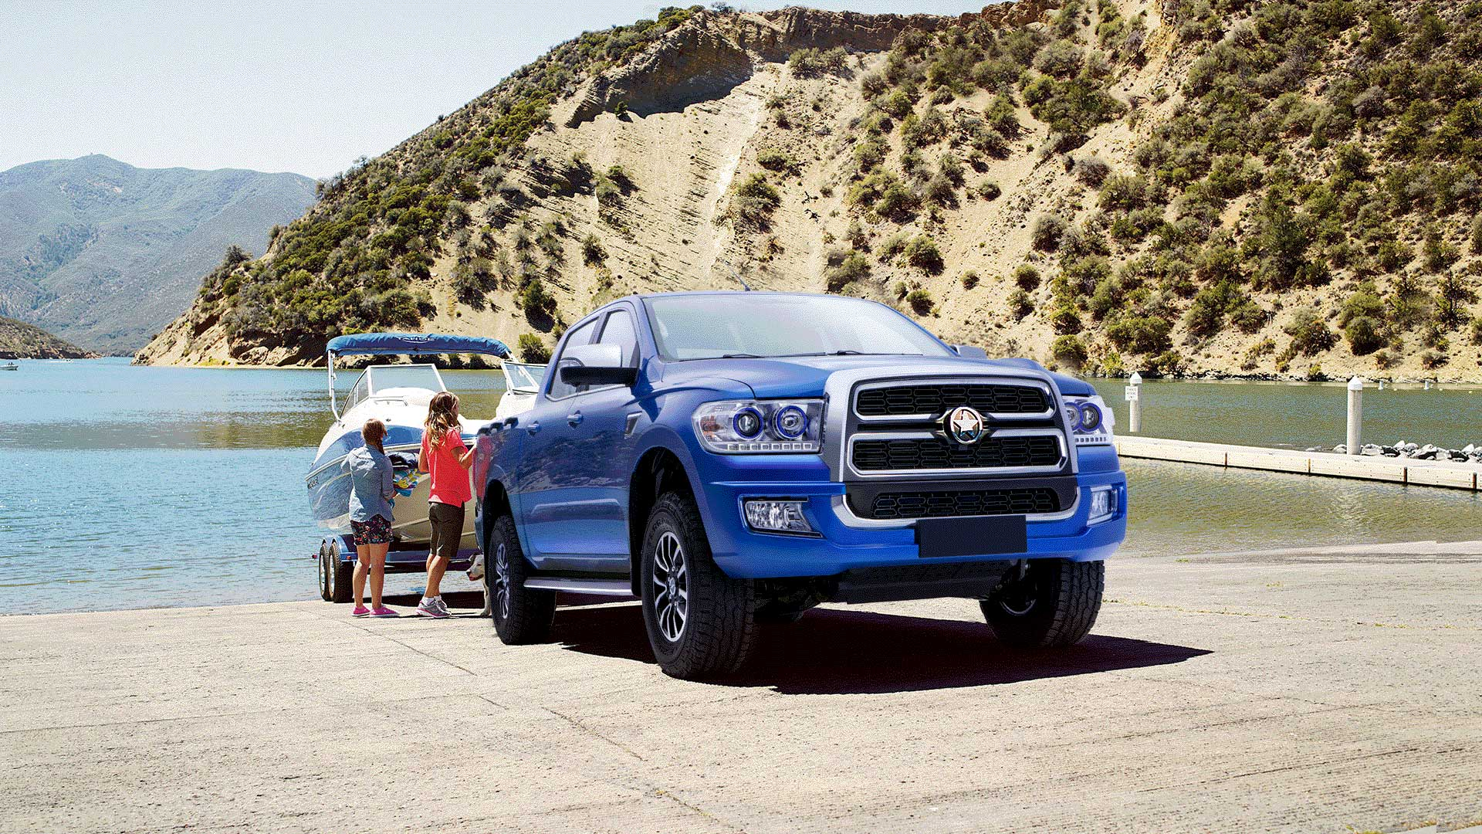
top-left (0, 361), bottom-right (18, 371)
top-left (306, 333), bottom-right (511, 602)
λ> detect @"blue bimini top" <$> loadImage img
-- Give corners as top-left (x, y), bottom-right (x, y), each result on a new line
top-left (326, 332), bottom-right (511, 358)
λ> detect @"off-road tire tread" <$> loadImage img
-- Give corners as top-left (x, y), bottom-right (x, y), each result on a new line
top-left (643, 492), bottom-right (756, 679)
top-left (982, 559), bottom-right (1103, 648)
top-left (490, 514), bottom-right (555, 644)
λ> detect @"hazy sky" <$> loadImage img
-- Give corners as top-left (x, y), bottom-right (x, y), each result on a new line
top-left (1, 0), bottom-right (986, 179)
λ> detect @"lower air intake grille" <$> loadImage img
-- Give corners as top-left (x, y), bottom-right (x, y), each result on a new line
top-left (855, 487), bottom-right (1061, 520)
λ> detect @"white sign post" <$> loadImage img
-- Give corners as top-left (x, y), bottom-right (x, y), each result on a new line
top-left (1127, 371), bottom-right (1143, 434)
top-left (1347, 376), bottom-right (1363, 456)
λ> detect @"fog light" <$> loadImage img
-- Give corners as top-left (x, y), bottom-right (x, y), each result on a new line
top-left (1088, 486), bottom-right (1117, 523)
top-left (743, 499), bottom-right (815, 535)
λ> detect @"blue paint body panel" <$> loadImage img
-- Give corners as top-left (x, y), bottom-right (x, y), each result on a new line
top-left (473, 292), bottom-right (1127, 594)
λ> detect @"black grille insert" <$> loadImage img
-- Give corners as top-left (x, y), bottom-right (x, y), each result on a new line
top-left (855, 383), bottom-right (1049, 418)
top-left (854, 488), bottom-right (1061, 520)
top-left (852, 435), bottom-right (1062, 471)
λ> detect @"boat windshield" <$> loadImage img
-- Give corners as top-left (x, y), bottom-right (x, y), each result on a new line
top-left (340, 364), bottom-right (446, 414)
top-left (502, 362), bottom-right (547, 393)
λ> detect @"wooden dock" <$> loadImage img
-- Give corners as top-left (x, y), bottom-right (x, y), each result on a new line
top-left (1115, 436), bottom-right (1482, 492)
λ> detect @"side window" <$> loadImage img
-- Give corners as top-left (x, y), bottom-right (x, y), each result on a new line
top-left (546, 318), bottom-right (598, 399)
top-left (596, 309), bottom-right (639, 368)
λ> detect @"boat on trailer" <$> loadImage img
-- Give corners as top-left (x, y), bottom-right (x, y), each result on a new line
top-left (307, 332), bottom-right (511, 603)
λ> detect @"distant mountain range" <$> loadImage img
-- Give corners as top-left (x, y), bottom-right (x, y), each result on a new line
top-left (0, 315), bottom-right (97, 359)
top-left (0, 154), bottom-right (316, 353)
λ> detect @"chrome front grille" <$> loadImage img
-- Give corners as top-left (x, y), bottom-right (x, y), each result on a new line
top-left (855, 383), bottom-right (1050, 419)
top-left (851, 434), bottom-right (1064, 472)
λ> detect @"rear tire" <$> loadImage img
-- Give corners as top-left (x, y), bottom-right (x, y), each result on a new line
top-left (640, 491), bottom-right (756, 680)
top-left (328, 539), bottom-right (352, 604)
top-left (487, 514), bottom-right (555, 644)
top-left (981, 559), bottom-right (1103, 648)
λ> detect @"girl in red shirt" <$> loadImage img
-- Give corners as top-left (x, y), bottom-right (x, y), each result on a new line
top-left (416, 391), bottom-right (474, 618)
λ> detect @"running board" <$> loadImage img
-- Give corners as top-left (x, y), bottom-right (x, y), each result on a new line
top-left (523, 577), bottom-right (634, 597)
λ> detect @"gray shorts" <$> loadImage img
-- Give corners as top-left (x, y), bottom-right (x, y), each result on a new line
top-left (428, 502), bottom-right (465, 561)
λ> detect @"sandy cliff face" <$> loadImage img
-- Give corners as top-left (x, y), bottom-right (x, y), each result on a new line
top-left (139, 0), bottom-right (1482, 382)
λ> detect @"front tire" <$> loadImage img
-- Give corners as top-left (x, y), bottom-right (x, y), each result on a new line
top-left (487, 514), bottom-right (555, 644)
top-left (640, 492), bottom-right (756, 680)
top-left (317, 541), bottom-right (332, 602)
top-left (981, 559), bottom-right (1104, 648)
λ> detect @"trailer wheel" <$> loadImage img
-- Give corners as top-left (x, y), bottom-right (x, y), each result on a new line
top-left (640, 491), bottom-right (756, 680)
top-left (488, 514), bottom-right (554, 644)
top-left (317, 542), bottom-right (332, 602)
top-left (981, 559), bottom-right (1103, 648)
top-left (327, 538), bottom-right (353, 604)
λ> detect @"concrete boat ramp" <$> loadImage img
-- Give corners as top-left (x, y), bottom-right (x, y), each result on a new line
top-left (1117, 436), bottom-right (1482, 491)
top-left (2, 542), bottom-right (1479, 833)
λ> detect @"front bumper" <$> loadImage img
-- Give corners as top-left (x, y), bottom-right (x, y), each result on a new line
top-left (692, 447), bottom-right (1127, 580)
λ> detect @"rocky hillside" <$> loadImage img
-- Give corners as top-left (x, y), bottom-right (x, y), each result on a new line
top-left (0, 155), bottom-right (316, 353)
top-left (140, 1), bottom-right (1482, 382)
top-left (0, 316), bottom-right (97, 359)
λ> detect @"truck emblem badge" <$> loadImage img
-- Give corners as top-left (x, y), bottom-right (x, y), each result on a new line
top-left (946, 406), bottom-right (986, 445)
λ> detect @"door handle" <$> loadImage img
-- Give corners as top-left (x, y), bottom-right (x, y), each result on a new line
top-left (566, 411), bottom-right (584, 427)
top-left (525, 421), bottom-right (541, 435)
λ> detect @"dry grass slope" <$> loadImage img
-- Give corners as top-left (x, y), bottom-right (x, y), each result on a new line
top-left (138, 0), bottom-right (1482, 383)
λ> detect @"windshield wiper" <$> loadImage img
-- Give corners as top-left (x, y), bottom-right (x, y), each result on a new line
top-left (719, 352), bottom-right (765, 359)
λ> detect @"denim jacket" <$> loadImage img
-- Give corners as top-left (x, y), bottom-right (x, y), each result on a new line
top-left (344, 445), bottom-right (395, 522)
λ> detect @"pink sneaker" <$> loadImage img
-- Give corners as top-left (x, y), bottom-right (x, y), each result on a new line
top-left (370, 606), bottom-right (400, 618)
top-left (352, 605), bottom-right (370, 617)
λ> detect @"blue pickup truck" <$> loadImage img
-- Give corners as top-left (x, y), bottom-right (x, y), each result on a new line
top-left (472, 292), bottom-right (1126, 680)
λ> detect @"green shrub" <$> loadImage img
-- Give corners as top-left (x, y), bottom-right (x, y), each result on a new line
top-left (901, 235), bottom-right (945, 274)
top-left (1075, 156), bottom-right (1111, 186)
top-left (516, 333), bottom-right (550, 363)
top-left (1014, 264), bottom-right (1041, 290)
top-left (985, 94), bottom-right (1021, 137)
top-left (788, 46), bottom-right (847, 77)
top-left (1008, 288), bottom-right (1034, 320)
top-left (1472, 215), bottom-right (1482, 254)
top-left (874, 182), bottom-right (919, 221)
top-left (1106, 315), bottom-right (1172, 355)
top-left (519, 277), bottom-right (557, 318)
top-left (880, 89), bottom-right (914, 120)
top-left (581, 234), bottom-right (606, 266)
top-left (1283, 308), bottom-right (1336, 356)
top-left (730, 173), bottom-right (781, 228)
top-left (825, 251), bottom-right (870, 292)
top-left (1051, 304), bottom-right (1083, 334)
top-left (1344, 316), bottom-right (1385, 355)
top-left (1051, 334), bottom-right (1088, 366)
top-left (960, 270), bottom-right (980, 289)
top-left (905, 288), bottom-right (935, 315)
top-left (1227, 297), bottom-right (1269, 334)
top-left (978, 181), bottom-right (1002, 201)
top-left (1032, 215), bottom-right (1068, 251)
top-left (1421, 349), bottom-right (1448, 370)
top-left (878, 232), bottom-right (910, 261)
top-left (1099, 174), bottom-right (1147, 211)
top-left (756, 149), bottom-right (798, 172)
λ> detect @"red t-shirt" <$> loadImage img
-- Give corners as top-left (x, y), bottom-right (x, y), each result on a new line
top-left (420, 429), bottom-right (472, 506)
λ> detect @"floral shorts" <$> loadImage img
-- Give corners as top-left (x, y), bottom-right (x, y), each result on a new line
top-left (351, 514), bottom-right (392, 546)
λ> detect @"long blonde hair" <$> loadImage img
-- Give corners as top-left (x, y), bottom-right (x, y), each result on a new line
top-left (362, 418), bottom-right (388, 452)
top-left (425, 391), bottom-right (460, 446)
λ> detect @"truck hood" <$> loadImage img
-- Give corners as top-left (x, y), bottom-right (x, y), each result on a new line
top-left (662, 355), bottom-right (1093, 399)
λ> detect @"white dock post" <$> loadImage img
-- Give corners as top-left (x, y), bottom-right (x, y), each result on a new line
top-left (1126, 371), bottom-right (1143, 434)
top-left (1347, 376), bottom-right (1363, 456)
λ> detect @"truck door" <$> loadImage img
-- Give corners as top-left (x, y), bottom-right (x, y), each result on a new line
top-left (515, 316), bottom-right (599, 567)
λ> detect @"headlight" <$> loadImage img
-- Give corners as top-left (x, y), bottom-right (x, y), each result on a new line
top-left (1062, 394), bottom-right (1114, 446)
top-left (693, 400), bottom-right (824, 453)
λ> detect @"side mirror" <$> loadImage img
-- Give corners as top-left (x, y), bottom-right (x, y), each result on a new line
top-left (559, 343), bottom-right (638, 386)
top-left (954, 344), bottom-right (988, 359)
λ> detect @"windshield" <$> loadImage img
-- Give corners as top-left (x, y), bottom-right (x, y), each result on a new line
top-left (644, 294), bottom-right (953, 361)
top-left (502, 362), bottom-right (547, 393)
top-left (339, 364), bottom-right (445, 414)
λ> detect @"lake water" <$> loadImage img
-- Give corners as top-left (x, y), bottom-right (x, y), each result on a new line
top-left (3, 359), bottom-right (1480, 613)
